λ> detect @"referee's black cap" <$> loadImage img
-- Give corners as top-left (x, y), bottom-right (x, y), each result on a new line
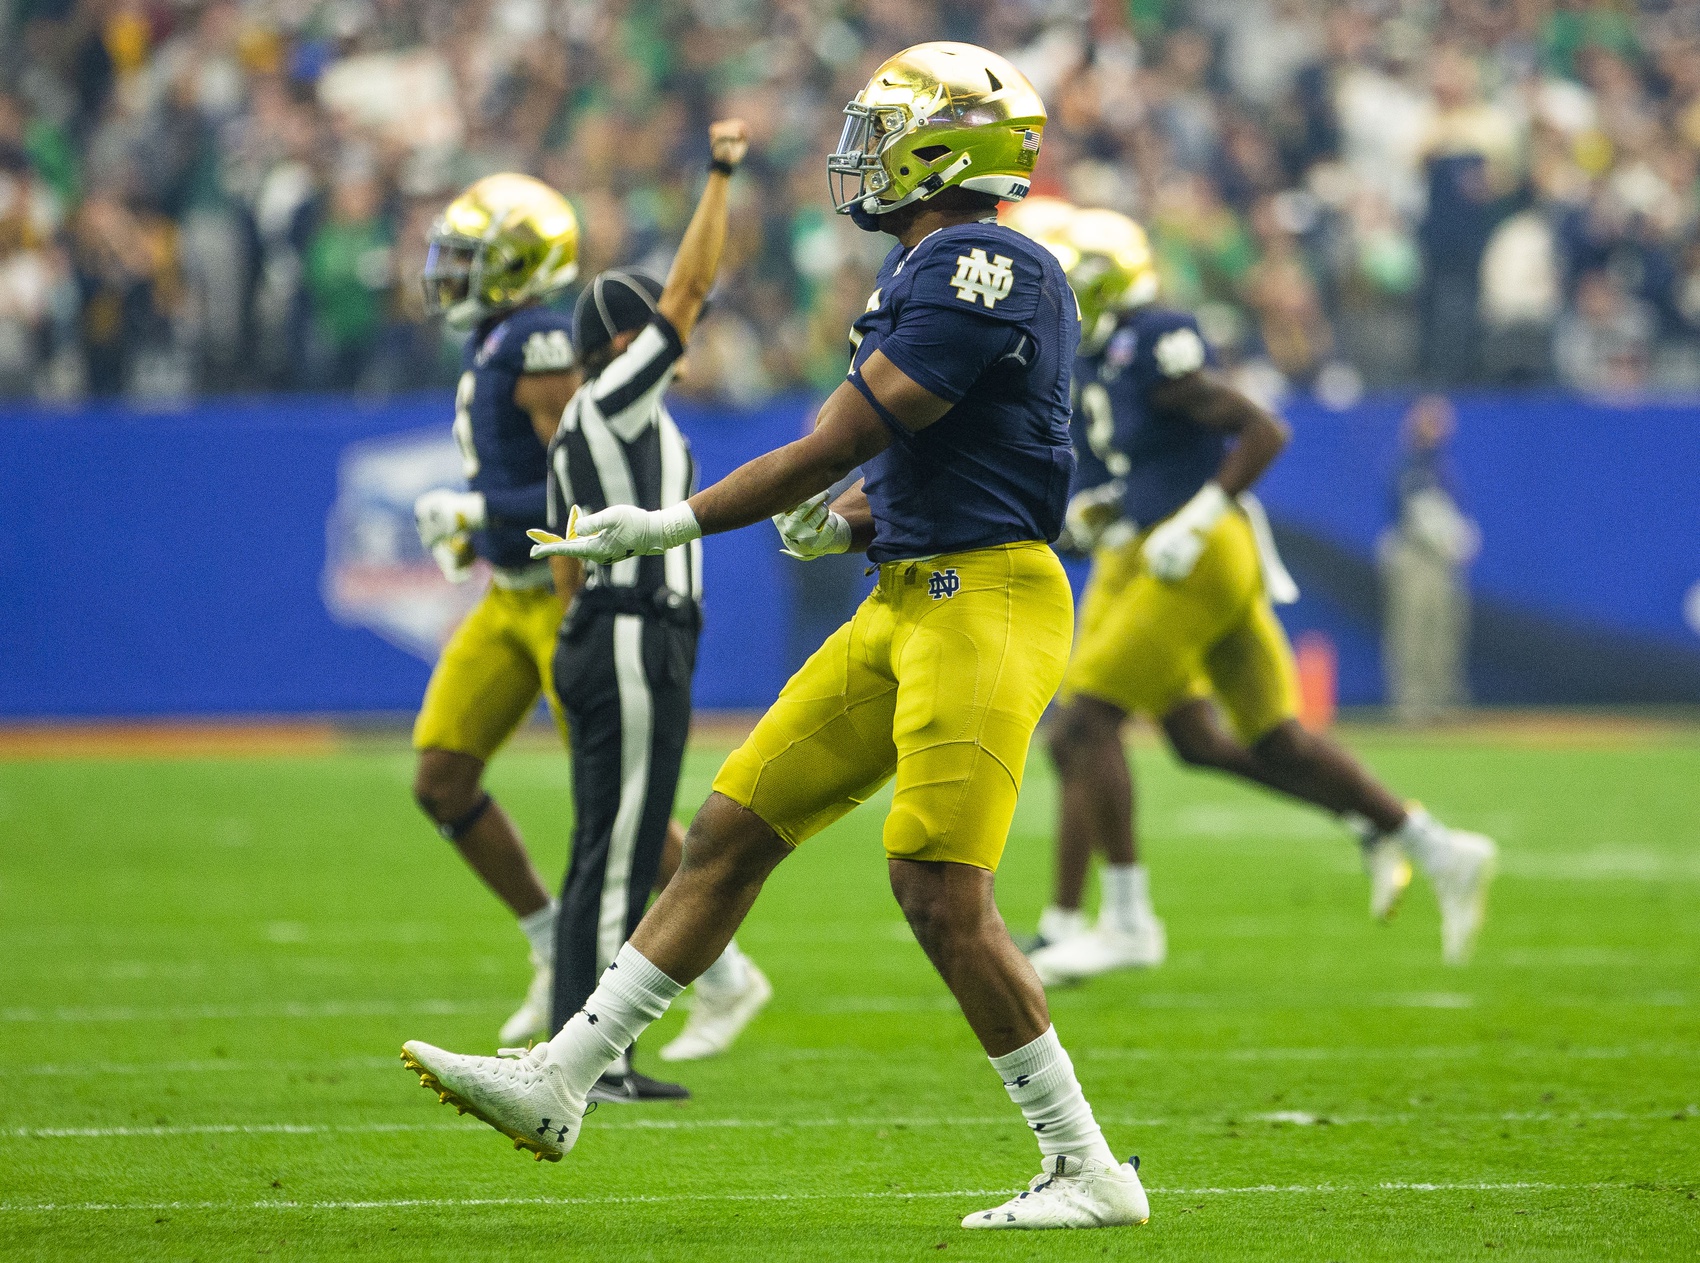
top-left (574, 270), bottom-right (665, 362)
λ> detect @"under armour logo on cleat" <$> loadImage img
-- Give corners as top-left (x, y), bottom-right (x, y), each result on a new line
top-left (928, 568), bottom-right (960, 600)
top-left (536, 1118), bottom-right (570, 1142)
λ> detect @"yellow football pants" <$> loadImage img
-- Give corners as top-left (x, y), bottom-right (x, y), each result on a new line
top-left (412, 583), bottom-right (568, 761)
top-left (713, 541), bottom-right (1073, 871)
top-left (1062, 509), bottom-right (1299, 744)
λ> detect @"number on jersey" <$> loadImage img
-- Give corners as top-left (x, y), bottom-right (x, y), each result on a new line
top-left (452, 372), bottom-right (479, 479)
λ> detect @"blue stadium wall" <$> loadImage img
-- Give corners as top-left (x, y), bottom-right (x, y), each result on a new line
top-left (2, 391), bottom-right (1697, 719)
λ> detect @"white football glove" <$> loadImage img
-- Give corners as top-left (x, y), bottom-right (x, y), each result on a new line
top-left (773, 491), bottom-right (851, 561)
top-left (1056, 480), bottom-right (1126, 555)
top-left (1142, 482), bottom-right (1230, 582)
top-left (414, 489), bottom-right (486, 548)
top-left (528, 502), bottom-right (700, 564)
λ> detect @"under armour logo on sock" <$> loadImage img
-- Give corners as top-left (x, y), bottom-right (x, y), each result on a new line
top-left (1004, 1074), bottom-right (1030, 1088)
top-left (536, 1118), bottom-right (570, 1142)
top-left (584, 1012), bottom-right (599, 1025)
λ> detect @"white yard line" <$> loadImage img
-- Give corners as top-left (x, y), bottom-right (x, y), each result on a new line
top-left (0, 999), bottom-right (500, 1024)
top-left (8, 1106), bottom-right (1691, 1141)
top-left (20, 1042), bottom-right (1691, 1077)
top-left (4, 990), bottom-right (1689, 1024)
top-left (0, 1180), bottom-right (1652, 1215)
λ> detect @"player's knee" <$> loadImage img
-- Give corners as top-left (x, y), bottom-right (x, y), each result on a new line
top-left (1167, 724), bottom-right (1225, 769)
top-left (890, 867), bottom-right (991, 970)
top-left (1047, 700), bottom-right (1119, 772)
top-left (677, 794), bottom-right (789, 892)
top-left (412, 751), bottom-right (484, 826)
top-left (1251, 720), bottom-right (1312, 772)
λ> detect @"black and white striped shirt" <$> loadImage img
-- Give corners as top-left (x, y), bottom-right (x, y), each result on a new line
top-left (546, 315), bottom-right (702, 606)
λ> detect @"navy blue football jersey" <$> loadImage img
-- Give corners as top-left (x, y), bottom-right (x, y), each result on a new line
top-left (849, 221), bottom-right (1078, 562)
top-left (454, 304), bottom-right (577, 569)
top-left (1071, 306), bottom-right (1222, 528)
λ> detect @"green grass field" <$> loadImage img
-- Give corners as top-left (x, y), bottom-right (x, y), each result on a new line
top-left (3, 728), bottom-right (1698, 1260)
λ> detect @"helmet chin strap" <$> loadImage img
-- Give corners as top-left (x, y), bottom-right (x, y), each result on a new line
top-left (852, 152), bottom-right (976, 230)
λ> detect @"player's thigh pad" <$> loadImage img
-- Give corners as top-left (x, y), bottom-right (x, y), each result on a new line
top-left (711, 595), bottom-right (902, 847)
top-left (1062, 511), bottom-right (1261, 719)
top-left (1202, 593), bottom-right (1301, 745)
top-left (513, 586), bottom-right (570, 745)
top-left (412, 586), bottom-right (550, 760)
top-left (882, 542), bottom-right (1074, 870)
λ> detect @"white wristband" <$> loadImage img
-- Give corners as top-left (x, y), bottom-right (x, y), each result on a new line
top-left (656, 501), bottom-right (702, 550)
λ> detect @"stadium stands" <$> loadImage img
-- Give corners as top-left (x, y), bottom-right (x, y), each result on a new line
top-left (2, 0), bottom-right (1698, 404)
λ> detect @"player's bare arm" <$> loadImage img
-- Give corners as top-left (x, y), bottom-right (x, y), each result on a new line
top-left (1149, 371), bottom-right (1290, 496)
top-left (513, 370), bottom-right (585, 601)
top-left (830, 480), bottom-right (874, 552)
top-left (1141, 373), bottom-right (1291, 582)
top-left (514, 370), bottom-right (580, 450)
top-left (694, 351), bottom-right (946, 534)
top-left (540, 351), bottom-right (948, 564)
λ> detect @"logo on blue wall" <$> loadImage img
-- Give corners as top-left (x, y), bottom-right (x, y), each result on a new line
top-left (323, 428), bottom-right (485, 662)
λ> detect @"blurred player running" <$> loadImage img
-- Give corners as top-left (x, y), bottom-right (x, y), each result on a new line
top-left (403, 44), bottom-right (1150, 1231)
top-left (1005, 204), bottom-right (1496, 983)
top-left (409, 177), bottom-right (736, 1056)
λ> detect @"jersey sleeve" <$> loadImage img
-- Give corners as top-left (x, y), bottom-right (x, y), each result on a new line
top-left (1130, 310), bottom-right (1214, 399)
top-left (493, 307), bottom-right (578, 376)
top-left (875, 300), bottom-right (1028, 403)
top-left (586, 315), bottom-right (685, 432)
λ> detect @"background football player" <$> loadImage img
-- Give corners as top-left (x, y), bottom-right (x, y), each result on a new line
top-left (404, 43), bottom-right (1152, 1231)
top-left (413, 172), bottom-right (766, 1064)
top-left (1007, 203), bottom-right (1497, 983)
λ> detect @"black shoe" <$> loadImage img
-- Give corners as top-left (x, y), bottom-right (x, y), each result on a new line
top-left (587, 1067), bottom-right (691, 1103)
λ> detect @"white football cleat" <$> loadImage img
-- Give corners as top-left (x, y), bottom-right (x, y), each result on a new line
top-left (963, 1154), bottom-right (1150, 1230)
top-left (659, 963), bottom-right (772, 1062)
top-left (1364, 836), bottom-right (1413, 922)
top-left (1032, 905), bottom-right (1089, 952)
top-left (498, 951), bottom-right (552, 1046)
top-left (1029, 918), bottom-right (1166, 986)
top-left (1430, 829), bottom-right (1497, 965)
top-left (400, 1040), bottom-right (585, 1161)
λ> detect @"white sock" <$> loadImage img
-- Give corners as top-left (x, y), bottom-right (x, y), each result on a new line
top-left (1099, 864), bottom-right (1151, 931)
top-left (989, 1026), bottom-right (1117, 1167)
top-left (1394, 806), bottom-right (1450, 873)
top-left (696, 938), bottom-right (750, 995)
top-left (517, 900), bottom-right (558, 964)
top-left (544, 943), bottom-right (682, 1086)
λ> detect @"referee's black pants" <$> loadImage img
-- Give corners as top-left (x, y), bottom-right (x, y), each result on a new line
top-left (548, 599), bottom-right (697, 1033)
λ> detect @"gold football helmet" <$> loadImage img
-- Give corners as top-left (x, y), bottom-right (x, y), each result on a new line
top-left (999, 194), bottom-right (1077, 247)
top-left (828, 41), bottom-right (1047, 218)
top-left (424, 174), bottom-right (579, 330)
top-left (1050, 209), bottom-right (1159, 349)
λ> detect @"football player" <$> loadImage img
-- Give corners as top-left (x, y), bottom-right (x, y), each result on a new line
top-left (403, 44), bottom-right (1150, 1231)
top-left (1006, 204), bottom-right (1497, 983)
top-left (411, 176), bottom-right (709, 1051)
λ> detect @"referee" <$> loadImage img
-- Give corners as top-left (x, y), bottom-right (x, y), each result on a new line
top-left (535, 119), bottom-right (760, 1100)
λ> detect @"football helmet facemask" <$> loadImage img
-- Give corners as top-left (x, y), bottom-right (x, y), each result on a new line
top-left (424, 174), bottom-right (579, 330)
top-left (828, 41), bottom-right (1046, 222)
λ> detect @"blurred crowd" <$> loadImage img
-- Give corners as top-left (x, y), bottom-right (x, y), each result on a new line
top-left (2, 0), bottom-right (1699, 405)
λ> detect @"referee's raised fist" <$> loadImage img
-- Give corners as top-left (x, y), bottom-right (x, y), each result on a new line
top-left (709, 119), bottom-right (749, 169)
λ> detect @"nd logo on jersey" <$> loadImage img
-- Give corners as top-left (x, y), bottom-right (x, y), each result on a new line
top-left (950, 250), bottom-right (1015, 309)
top-left (928, 568), bottom-right (961, 600)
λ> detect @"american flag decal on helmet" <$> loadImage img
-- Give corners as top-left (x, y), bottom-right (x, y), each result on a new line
top-left (1021, 129), bottom-right (1041, 151)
